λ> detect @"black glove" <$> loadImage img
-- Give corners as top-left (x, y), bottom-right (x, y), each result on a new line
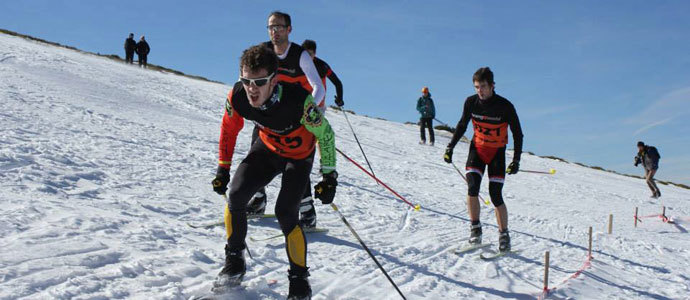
top-left (334, 95), bottom-right (344, 107)
top-left (507, 161), bottom-right (520, 175)
top-left (212, 166), bottom-right (230, 195)
top-left (443, 147), bottom-right (453, 163)
top-left (634, 156), bottom-right (641, 167)
top-left (314, 171), bottom-right (338, 204)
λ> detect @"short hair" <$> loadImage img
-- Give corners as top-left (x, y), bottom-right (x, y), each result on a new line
top-left (302, 39), bottom-right (317, 52)
top-left (637, 141), bottom-right (645, 147)
top-left (473, 67), bottom-right (495, 85)
top-left (268, 11), bottom-right (291, 27)
top-left (240, 44), bottom-right (278, 75)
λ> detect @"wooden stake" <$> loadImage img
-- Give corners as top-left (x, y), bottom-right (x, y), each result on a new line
top-left (588, 226), bottom-right (592, 258)
top-left (608, 214), bottom-right (613, 234)
top-left (544, 251), bottom-right (550, 290)
top-left (634, 207), bottom-right (638, 228)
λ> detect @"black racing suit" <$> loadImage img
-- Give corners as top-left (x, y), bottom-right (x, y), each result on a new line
top-left (218, 82), bottom-right (336, 272)
top-left (313, 56), bottom-right (343, 107)
top-left (447, 93), bottom-right (523, 206)
top-left (250, 42), bottom-right (324, 218)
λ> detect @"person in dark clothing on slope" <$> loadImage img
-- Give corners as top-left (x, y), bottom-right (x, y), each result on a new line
top-left (635, 141), bottom-right (661, 198)
top-left (124, 33), bottom-right (136, 64)
top-left (301, 39), bottom-right (344, 108)
top-left (136, 36), bottom-right (150, 68)
top-left (417, 86), bottom-right (436, 145)
top-left (246, 11), bottom-right (326, 230)
top-left (211, 44), bottom-right (337, 299)
top-left (443, 67), bottom-right (523, 253)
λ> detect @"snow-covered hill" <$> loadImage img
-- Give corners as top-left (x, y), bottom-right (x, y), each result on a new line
top-left (1, 33), bottom-right (689, 300)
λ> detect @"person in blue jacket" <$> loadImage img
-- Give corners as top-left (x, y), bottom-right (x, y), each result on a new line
top-left (416, 86), bottom-right (436, 145)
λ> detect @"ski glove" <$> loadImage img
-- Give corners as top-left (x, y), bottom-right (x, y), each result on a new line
top-left (314, 171), bottom-right (338, 204)
top-left (443, 147), bottom-right (453, 163)
top-left (334, 95), bottom-right (344, 107)
top-left (634, 156), bottom-right (641, 167)
top-left (212, 166), bottom-right (230, 195)
top-left (507, 161), bottom-right (520, 175)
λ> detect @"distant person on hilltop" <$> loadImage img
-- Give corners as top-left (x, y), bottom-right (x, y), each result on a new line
top-left (635, 141), bottom-right (661, 198)
top-left (301, 39), bottom-right (344, 108)
top-left (136, 36), bottom-right (150, 68)
top-left (443, 67), bottom-right (523, 253)
top-left (416, 86), bottom-right (435, 145)
top-left (124, 33), bottom-right (136, 64)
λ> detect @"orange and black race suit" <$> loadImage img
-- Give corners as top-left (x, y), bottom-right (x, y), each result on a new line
top-left (217, 82), bottom-right (335, 272)
top-left (218, 81), bottom-right (335, 174)
top-left (262, 41), bottom-right (324, 105)
top-left (448, 93), bottom-right (523, 177)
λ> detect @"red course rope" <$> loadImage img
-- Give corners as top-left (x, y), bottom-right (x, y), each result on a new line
top-left (537, 255), bottom-right (593, 300)
top-left (336, 148), bottom-right (417, 209)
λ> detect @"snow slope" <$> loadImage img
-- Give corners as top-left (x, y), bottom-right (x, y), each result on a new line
top-left (1, 33), bottom-right (689, 300)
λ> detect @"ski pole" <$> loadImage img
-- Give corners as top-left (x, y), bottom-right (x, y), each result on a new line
top-left (450, 162), bottom-right (491, 205)
top-left (433, 118), bottom-right (449, 127)
top-left (518, 168), bottom-right (556, 175)
top-left (330, 203), bottom-right (407, 300)
top-left (336, 147), bottom-right (421, 210)
top-left (341, 109), bottom-right (377, 180)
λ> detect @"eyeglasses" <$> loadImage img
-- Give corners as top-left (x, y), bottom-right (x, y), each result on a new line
top-left (266, 25), bottom-right (287, 32)
top-left (239, 73), bottom-right (275, 87)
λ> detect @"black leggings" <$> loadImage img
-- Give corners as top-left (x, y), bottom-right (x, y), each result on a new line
top-left (420, 118), bottom-right (434, 143)
top-left (227, 139), bottom-right (314, 271)
top-left (465, 144), bottom-right (506, 207)
top-left (252, 126), bottom-right (314, 201)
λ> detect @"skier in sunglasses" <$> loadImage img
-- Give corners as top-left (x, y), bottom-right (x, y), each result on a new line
top-left (211, 44), bottom-right (337, 299)
top-left (247, 11), bottom-right (327, 231)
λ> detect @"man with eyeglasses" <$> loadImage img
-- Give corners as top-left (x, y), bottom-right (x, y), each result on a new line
top-left (246, 11), bottom-right (326, 231)
top-left (211, 44), bottom-right (337, 299)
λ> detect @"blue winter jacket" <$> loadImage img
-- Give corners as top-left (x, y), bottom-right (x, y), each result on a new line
top-left (416, 94), bottom-right (435, 119)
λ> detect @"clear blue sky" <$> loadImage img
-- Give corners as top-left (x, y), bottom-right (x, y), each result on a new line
top-left (2, 0), bottom-right (689, 185)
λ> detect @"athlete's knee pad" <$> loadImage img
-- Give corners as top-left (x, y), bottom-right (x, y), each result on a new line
top-left (285, 225), bottom-right (307, 268)
top-left (466, 172), bottom-right (482, 196)
top-left (224, 204), bottom-right (233, 239)
top-left (489, 181), bottom-right (504, 207)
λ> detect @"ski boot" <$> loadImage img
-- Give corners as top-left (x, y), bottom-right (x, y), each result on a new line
top-left (469, 223), bottom-right (482, 245)
top-left (287, 269), bottom-right (312, 300)
top-left (247, 190), bottom-right (267, 217)
top-left (212, 244), bottom-right (246, 293)
top-left (298, 196), bottom-right (317, 230)
top-left (655, 190), bottom-right (661, 198)
top-left (419, 140), bottom-right (426, 145)
top-left (498, 230), bottom-right (511, 253)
